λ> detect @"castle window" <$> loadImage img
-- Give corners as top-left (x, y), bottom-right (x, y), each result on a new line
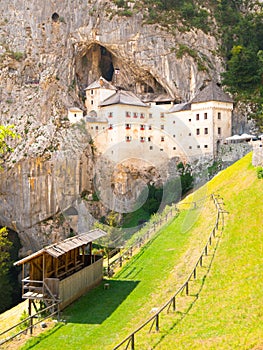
top-left (125, 124), bottom-right (131, 130)
top-left (204, 145), bottom-right (208, 148)
top-left (126, 111), bottom-right (131, 118)
top-left (149, 125), bottom-right (152, 130)
top-left (188, 133), bottom-right (191, 136)
top-left (140, 137), bottom-right (145, 142)
top-left (133, 112), bottom-right (138, 118)
top-left (173, 121), bottom-right (175, 124)
top-left (160, 113), bottom-right (164, 118)
top-left (149, 146), bottom-right (153, 150)
top-left (95, 126), bottom-right (98, 130)
top-left (140, 125), bottom-right (145, 130)
top-left (204, 128), bottom-right (208, 135)
top-left (173, 147), bottom-right (176, 150)
top-left (149, 113), bottom-right (153, 119)
top-left (196, 128), bottom-right (200, 135)
top-left (91, 100), bottom-right (94, 105)
top-left (161, 125), bottom-right (164, 130)
top-left (148, 137), bottom-right (151, 142)
top-left (109, 124), bottom-right (113, 130)
top-left (204, 113), bottom-right (208, 119)
top-left (196, 114), bottom-right (200, 121)
top-left (189, 146), bottom-right (192, 149)
top-left (218, 127), bottom-right (221, 135)
top-left (108, 112), bottom-right (113, 118)
top-left (189, 118), bottom-right (191, 122)
top-left (161, 136), bottom-right (165, 142)
top-left (91, 89), bottom-right (94, 95)
top-left (126, 136), bottom-right (132, 142)
top-left (197, 145), bottom-right (200, 148)
top-left (140, 113), bottom-right (145, 119)
top-left (218, 112), bottom-right (221, 120)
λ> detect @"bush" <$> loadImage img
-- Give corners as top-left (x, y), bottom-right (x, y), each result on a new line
top-left (257, 167), bottom-right (263, 179)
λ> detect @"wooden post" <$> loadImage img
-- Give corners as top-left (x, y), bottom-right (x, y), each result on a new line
top-left (89, 242), bottom-right (92, 264)
top-left (205, 245), bottom-right (208, 256)
top-left (131, 333), bottom-right (135, 350)
top-left (193, 268), bottom-right (196, 279)
top-left (28, 299), bottom-right (33, 335)
top-left (186, 282), bottom-right (189, 295)
top-left (172, 297), bottom-right (176, 311)
top-left (155, 314), bottom-right (159, 331)
top-left (200, 255), bottom-right (203, 267)
top-left (119, 255), bottom-right (122, 268)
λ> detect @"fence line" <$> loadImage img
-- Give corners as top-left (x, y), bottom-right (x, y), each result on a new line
top-left (0, 301), bottom-right (60, 346)
top-left (112, 193), bottom-right (227, 350)
top-left (106, 205), bottom-right (180, 275)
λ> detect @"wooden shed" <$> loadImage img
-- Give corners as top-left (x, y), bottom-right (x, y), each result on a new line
top-left (14, 229), bottom-right (107, 310)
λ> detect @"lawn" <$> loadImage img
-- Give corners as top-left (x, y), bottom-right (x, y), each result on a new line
top-left (143, 153), bottom-right (263, 349)
top-left (21, 192), bottom-right (217, 349)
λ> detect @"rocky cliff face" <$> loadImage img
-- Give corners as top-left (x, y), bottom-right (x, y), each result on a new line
top-left (0, 0), bottom-right (225, 252)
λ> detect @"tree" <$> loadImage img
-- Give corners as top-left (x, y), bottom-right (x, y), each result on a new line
top-left (0, 227), bottom-right (13, 312)
top-left (0, 124), bottom-right (19, 168)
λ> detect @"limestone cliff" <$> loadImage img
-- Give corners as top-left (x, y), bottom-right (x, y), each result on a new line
top-left (0, 0), bottom-right (225, 251)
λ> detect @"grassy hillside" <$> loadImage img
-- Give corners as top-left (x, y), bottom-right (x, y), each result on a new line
top-left (20, 152), bottom-right (262, 350)
top-left (146, 152), bottom-right (263, 349)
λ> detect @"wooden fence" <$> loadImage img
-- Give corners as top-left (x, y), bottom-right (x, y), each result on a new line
top-left (0, 301), bottom-right (60, 346)
top-left (106, 205), bottom-right (179, 275)
top-left (112, 193), bottom-right (227, 350)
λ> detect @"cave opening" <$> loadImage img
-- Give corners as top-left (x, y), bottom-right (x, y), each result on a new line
top-left (75, 43), bottom-right (169, 101)
top-left (99, 46), bottom-right (114, 81)
top-left (51, 12), bottom-right (59, 22)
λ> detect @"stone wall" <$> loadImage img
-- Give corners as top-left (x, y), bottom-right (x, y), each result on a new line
top-left (251, 140), bottom-right (263, 167)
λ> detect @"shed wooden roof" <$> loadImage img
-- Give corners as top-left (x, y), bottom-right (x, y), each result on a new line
top-left (14, 229), bottom-right (107, 265)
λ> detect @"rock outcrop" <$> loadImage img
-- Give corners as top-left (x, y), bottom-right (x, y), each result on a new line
top-left (0, 0), bottom-right (226, 251)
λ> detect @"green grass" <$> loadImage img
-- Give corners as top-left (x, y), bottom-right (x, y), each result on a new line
top-left (21, 153), bottom-right (263, 350)
top-left (21, 199), bottom-right (216, 349)
top-left (144, 153), bottom-right (263, 349)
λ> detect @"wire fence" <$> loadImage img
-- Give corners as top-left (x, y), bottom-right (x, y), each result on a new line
top-left (112, 193), bottom-right (227, 350)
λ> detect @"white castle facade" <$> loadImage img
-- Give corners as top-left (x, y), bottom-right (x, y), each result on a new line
top-left (68, 77), bottom-right (233, 163)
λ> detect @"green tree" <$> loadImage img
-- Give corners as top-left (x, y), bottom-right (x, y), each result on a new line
top-left (0, 124), bottom-right (19, 168)
top-left (0, 227), bottom-right (13, 312)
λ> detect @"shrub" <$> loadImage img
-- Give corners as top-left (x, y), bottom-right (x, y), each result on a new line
top-left (257, 167), bottom-right (263, 179)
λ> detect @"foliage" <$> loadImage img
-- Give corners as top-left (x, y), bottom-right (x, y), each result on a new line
top-left (256, 166), bottom-right (263, 179)
top-left (8, 51), bottom-right (24, 61)
top-left (0, 227), bottom-right (13, 312)
top-left (217, 3), bottom-right (263, 131)
top-left (0, 124), bottom-right (18, 155)
top-left (17, 310), bottom-right (30, 331)
top-left (177, 162), bottom-right (194, 194)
